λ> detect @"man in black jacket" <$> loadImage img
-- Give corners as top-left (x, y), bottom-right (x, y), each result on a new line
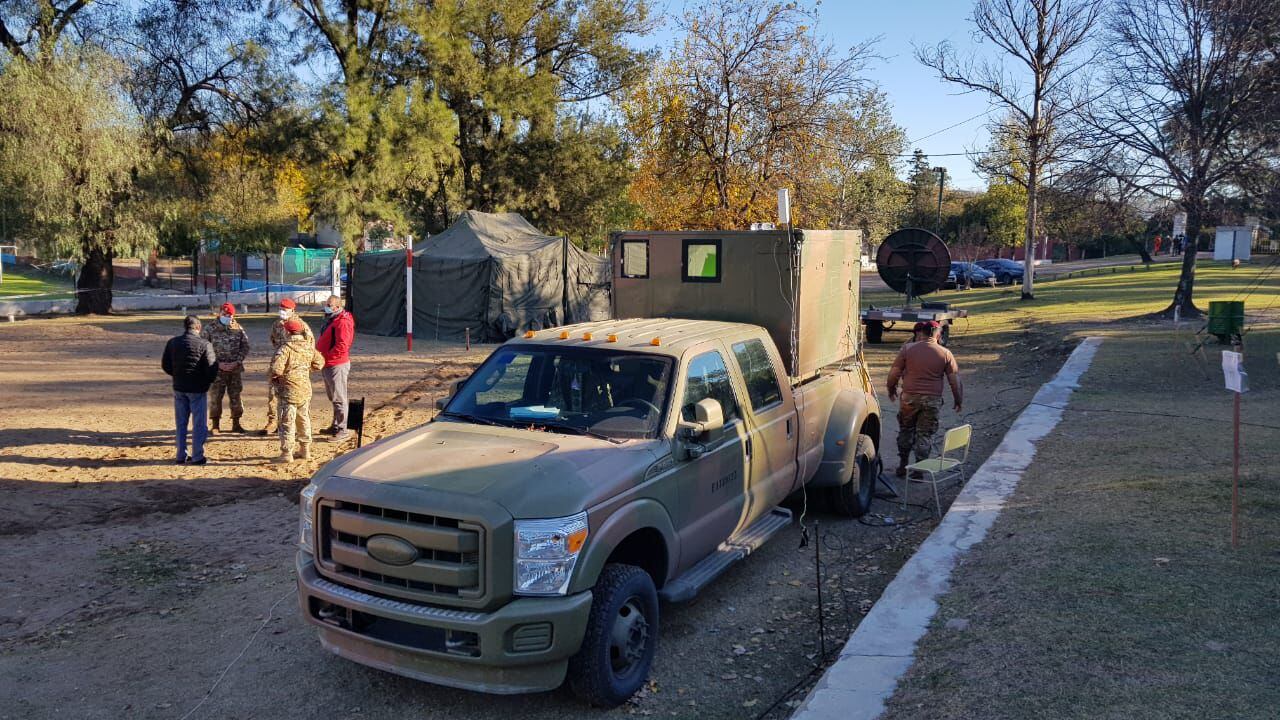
top-left (162, 315), bottom-right (219, 464)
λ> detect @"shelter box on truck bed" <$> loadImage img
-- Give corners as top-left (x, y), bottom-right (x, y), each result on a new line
top-left (609, 229), bottom-right (862, 380)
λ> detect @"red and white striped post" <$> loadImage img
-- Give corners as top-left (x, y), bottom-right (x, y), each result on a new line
top-left (405, 241), bottom-right (413, 352)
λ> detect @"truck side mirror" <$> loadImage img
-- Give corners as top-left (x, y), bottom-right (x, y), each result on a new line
top-left (676, 398), bottom-right (724, 460)
top-left (434, 379), bottom-right (466, 411)
top-left (692, 398), bottom-right (724, 434)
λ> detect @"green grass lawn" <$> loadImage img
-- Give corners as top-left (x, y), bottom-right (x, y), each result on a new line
top-left (865, 259), bottom-right (1280, 339)
top-left (868, 258), bottom-right (1280, 719)
top-left (0, 265), bottom-right (74, 299)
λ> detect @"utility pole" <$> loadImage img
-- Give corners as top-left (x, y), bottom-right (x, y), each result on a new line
top-left (933, 167), bottom-right (946, 234)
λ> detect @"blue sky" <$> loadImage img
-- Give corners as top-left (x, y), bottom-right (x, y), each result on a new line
top-left (641, 0), bottom-right (995, 190)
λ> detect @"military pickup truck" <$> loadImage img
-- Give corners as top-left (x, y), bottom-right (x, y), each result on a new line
top-left (296, 230), bottom-right (882, 707)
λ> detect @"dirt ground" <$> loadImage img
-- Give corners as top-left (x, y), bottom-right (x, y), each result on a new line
top-left (0, 310), bottom-right (1067, 719)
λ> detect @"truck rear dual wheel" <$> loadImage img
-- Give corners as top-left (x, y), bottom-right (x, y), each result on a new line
top-left (865, 321), bottom-right (884, 344)
top-left (828, 435), bottom-right (877, 518)
top-left (568, 563), bottom-right (659, 708)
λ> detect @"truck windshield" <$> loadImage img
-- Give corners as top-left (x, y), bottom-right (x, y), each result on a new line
top-left (443, 346), bottom-right (673, 440)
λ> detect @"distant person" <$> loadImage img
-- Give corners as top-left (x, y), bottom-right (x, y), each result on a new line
top-left (270, 318), bottom-right (326, 463)
top-left (316, 295), bottom-right (356, 442)
top-left (162, 315), bottom-right (219, 465)
top-left (261, 298), bottom-right (313, 436)
top-left (1153, 234), bottom-right (1163, 255)
top-left (886, 321), bottom-right (963, 478)
top-left (201, 302), bottom-right (250, 433)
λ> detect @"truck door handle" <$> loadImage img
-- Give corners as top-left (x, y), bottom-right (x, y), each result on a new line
top-left (786, 419), bottom-right (793, 438)
top-left (745, 437), bottom-right (752, 456)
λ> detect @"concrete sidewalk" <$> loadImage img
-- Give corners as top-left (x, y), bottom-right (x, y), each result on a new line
top-left (790, 337), bottom-right (1104, 720)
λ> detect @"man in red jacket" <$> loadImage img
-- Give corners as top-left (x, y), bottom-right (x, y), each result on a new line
top-left (316, 294), bottom-right (356, 442)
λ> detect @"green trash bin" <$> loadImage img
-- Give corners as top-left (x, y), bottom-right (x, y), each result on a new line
top-left (1207, 300), bottom-right (1244, 340)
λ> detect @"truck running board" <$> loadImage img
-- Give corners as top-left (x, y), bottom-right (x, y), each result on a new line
top-left (658, 507), bottom-right (793, 603)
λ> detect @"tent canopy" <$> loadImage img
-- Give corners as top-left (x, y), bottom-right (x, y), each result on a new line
top-left (352, 211), bottom-right (609, 341)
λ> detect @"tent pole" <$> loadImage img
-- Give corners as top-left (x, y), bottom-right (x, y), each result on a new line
top-left (405, 243), bottom-right (413, 352)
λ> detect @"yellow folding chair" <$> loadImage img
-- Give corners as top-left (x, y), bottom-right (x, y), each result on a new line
top-left (905, 424), bottom-right (972, 518)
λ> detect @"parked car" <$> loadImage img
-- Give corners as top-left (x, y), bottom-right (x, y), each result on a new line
top-left (975, 258), bottom-right (1026, 285)
top-left (947, 262), bottom-right (997, 289)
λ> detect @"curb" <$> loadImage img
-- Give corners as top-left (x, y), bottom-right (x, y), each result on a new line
top-left (790, 337), bottom-right (1104, 720)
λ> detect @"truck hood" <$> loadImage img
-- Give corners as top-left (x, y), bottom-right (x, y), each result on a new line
top-left (327, 420), bottom-right (661, 518)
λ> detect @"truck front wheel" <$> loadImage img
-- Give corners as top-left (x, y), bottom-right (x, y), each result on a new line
top-left (865, 320), bottom-right (884, 344)
top-left (568, 563), bottom-right (659, 707)
top-left (828, 435), bottom-right (878, 518)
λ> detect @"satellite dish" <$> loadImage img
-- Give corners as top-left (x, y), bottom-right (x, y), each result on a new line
top-left (875, 228), bottom-right (952, 299)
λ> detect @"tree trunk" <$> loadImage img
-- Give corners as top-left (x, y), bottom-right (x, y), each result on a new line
top-left (1167, 203), bottom-right (1202, 318)
top-left (75, 242), bottom-right (113, 315)
top-left (1022, 162), bottom-right (1038, 300)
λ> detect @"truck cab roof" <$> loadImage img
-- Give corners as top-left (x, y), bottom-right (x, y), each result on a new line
top-left (506, 318), bottom-right (767, 359)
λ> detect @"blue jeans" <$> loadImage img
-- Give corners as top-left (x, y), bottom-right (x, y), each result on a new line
top-left (174, 391), bottom-right (209, 461)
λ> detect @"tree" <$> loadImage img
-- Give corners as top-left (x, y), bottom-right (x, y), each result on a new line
top-left (905, 149), bottom-right (943, 229)
top-left (274, 0), bottom-right (457, 250)
top-left (1087, 0), bottom-right (1280, 317)
top-left (625, 0), bottom-right (881, 229)
top-left (791, 90), bottom-right (908, 241)
top-left (0, 51), bottom-right (154, 313)
top-left (918, 0), bottom-right (1101, 299)
top-left (407, 0), bottom-right (652, 234)
top-left (0, 0), bottom-right (99, 62)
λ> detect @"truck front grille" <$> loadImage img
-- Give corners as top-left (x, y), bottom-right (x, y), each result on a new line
top-left (317, 500), bottom-right (484, 603)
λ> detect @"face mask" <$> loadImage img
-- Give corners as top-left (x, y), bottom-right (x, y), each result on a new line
top-left (323, 305), bottom-right (336, 315)
top-left (278, 310), bottom-right (290, 320)
top-left (219, 315), bottom-right (231, 326)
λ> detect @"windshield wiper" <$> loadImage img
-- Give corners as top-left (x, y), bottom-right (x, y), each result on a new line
top-left (535, 422), bottom-right (626, 445)
top-left (439, 411), bottom-right (507, 427)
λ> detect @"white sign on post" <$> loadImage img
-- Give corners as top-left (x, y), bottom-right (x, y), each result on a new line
top-left (1222, 351), bottom-right (1248, 393)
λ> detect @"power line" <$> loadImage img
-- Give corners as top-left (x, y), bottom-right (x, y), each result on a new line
top-left (908, 106), bottom-right (1001, 145)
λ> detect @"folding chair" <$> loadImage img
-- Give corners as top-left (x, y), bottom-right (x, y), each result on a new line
top-left (904, 424), bottom-right (972, 519)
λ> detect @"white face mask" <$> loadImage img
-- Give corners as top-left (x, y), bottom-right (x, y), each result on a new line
top-left (323, 305), bottom-right (336, 315)
top-left (219, 315), bottom-right (231, 326)
top-left (278, 310), bottom-right (290, 320)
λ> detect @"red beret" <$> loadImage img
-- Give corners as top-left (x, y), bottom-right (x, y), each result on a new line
top-left (220, 302), bottom-right (236, 315)
top-left (284, 318), bottom-right (304, 334)
top-left (279, 298), bottom-right (296, 309)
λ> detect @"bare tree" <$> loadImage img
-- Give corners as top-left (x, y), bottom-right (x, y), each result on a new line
top-left (918, 0), bottom-right (1101, 299)
top-left (1086, 0), bottom-right (1280, 317)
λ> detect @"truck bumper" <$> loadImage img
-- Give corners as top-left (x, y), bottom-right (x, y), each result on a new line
top-left (296, 553), bottom-right (593, 694)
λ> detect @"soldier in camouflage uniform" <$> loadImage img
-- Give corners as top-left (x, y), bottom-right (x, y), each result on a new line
top-left (886, 321), bottom-right (963, 477)
top-left (201, 303), bottom-right (251, 433)
top-left (260, 298), bottom-right (313, 435)
top-left (269, 318), bottom-right (325, 463)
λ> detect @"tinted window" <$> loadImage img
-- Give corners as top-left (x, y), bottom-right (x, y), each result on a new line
top-left (732, 339), bottom-right (783, 411)
top-left (681, 351), bottom-right (740, 423)
top-left (683, 239), bottom-right (721, 282)
top-left (621, 240), bottom-right (648, 278)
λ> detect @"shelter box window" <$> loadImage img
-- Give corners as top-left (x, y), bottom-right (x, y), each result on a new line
top-left (682, 240), bottom-right (721, 282)
top-left (621, 240), bottom-right (649, 279)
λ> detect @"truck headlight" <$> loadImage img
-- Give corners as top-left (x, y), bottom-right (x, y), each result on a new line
top-left (514, 512), bottom-right (588, 596)
top-left (299, 483), bottom-right (318, 554)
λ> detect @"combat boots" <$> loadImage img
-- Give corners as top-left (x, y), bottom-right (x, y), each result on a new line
top-left (294, 443), bottom-right (311, 460)
top-left (231, 419), bottom-right (246, 434)
top-left (210, 418), bottom-right (221, 434)
top-left (274, 449), bottom-right (293, 464)
top-left (258, 422), bottom-right (276, 436)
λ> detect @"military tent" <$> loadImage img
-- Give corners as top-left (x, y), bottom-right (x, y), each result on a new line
top-left (351, 211), bottom-right (610, 341)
